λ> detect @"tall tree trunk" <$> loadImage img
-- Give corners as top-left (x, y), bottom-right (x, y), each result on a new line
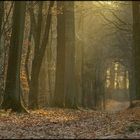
top-left (64, 2), bottom-right (76, 108)
top-left (0, 1), bottom-right (4, 98)
top-left (128, 46), bottom-right (136, 107)
top-left (123, 70), bottom-right (127, 89)
top-left (81, 36), bottom-right (85, 108)
top-left (129, 67), bottom-right (135, 107)
top-left (54, 1), bottom-right (76, 108)
top-left (109, 63), bottom-right (115, 99)
top-left (25, 22), bottom-right (32, 88)
top-left (1, 2), bottom-right (27, 112)
top-left (54, 1), bottom-right (66, 107)
top-left (47, 24), bottom-right (53, 106)
top-left (132, 1), bottom-right (140, 100)
top-left (0, 1), bottom-right (4, 39)
top-left (29, 1), bottom-right (54, 109)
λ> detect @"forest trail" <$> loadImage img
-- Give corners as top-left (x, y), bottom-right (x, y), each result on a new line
top-left (0, 107), bottom-right (139, 139)
top-left (105, 100), bottom-right (130, 112)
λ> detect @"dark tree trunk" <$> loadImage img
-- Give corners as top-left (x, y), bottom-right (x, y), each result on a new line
top-left (54, 1), bottom-right (77, 108)
top-left (0, 1), bottom-right (4, 39)
top-left (129, 68), bottom-right (135, 107)
top-left (64, 2), bottom-right (76, 108)
top-left (54, 1), bottom-right (66, 107)
top-left (29, 1), bottom-right (54, 109)
top-left (1, 2), bottom-right (27, 113)
top-left (0, 1), bottom-right (4, 98)
top-left (29, 63), bottom-right (39, 109)
top-left (132, 1), bottom-right (140, 100)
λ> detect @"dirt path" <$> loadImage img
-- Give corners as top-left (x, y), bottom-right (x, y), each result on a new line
top-left (105, 100), bottom-right (130, 112)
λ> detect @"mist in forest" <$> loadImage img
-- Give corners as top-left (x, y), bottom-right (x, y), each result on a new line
top-left (0, 1), bottom-right (140, 139)
top-left (74, 1), bottom-right (133, 111)
top-left (0, 1), bottom-right (139, 112)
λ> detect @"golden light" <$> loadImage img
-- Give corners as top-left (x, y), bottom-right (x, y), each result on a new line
top-left (98, 1), bottom-right (118, 8)
top-left (106, 1), bottom-right (112, 5)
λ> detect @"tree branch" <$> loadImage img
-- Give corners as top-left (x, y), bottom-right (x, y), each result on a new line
top-left (100, 12), bottom-right (131, 33)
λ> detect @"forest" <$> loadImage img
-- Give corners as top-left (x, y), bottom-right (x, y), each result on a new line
top-left (0, 1), bottom-right (139, 139)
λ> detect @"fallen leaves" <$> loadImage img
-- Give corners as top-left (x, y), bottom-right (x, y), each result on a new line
top-left (0, 106), bottom-right (139, 139)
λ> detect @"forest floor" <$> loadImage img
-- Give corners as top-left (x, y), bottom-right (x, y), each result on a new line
top-left (0, 101), bottom-right (139, 139)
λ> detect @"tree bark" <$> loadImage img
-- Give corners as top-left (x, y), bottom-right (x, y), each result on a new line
top-left (28, 1), bottom-right (54, 109)
top-left (132, 1), bottom-right (140, 100)
top-left (0, 1), bottom-right (4, 39)
top-left (54, 1), bottom-right (77, 108)
top-left (1, 2), bottom-right (27, 113)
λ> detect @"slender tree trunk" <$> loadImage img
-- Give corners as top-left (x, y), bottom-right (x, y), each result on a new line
top-left (0, 1), bottom-right (4, 39)
top-left (128, 54), bottom-right (136, 107)
top-left (0, 1), bottom-right (4, 98)
top-left (29, 1), bottom-right (54, 109)
top-left (81, 40), bottom-right (85, 108)
top-left (29, 62), bottom-right (39, 109)
top-left (25, 22), bottom-right (32, 88)
top-left (129, 69), bottom-right (135, 107)
top-left (47, 25), bottom-right (53, 106)
top-left (109, 63), bottom-right (115, 99)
